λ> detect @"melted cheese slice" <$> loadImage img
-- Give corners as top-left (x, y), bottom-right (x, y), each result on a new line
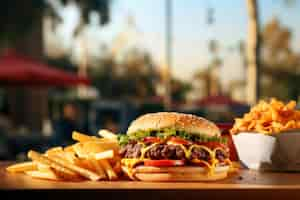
top-left (121, 143), bottom-right (159, 176)
top-left (213, 147), bottom-right (231, 165)
top-left (164, 143), bottom-right (220, 175)
top-left (121, 142), bottom-right (230, 176)
top-left (140, 143), bottom-right (158, 159)
top-left (188, 145), bottom-right (221, 175)
top-left (121, 158), bottom-right (144, 169)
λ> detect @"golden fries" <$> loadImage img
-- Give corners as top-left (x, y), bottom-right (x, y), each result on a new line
top-left (99, 159), bottom-right (117, 180)
top-left (74, 158), bottom-right (94, 171)
top-left (72, 131), bottom-right (95, 142)
top-left (26, 170), bottom-right (59, 181)
top-left (36, 161), bottom-right (51, 172)
top-left (90, 158), bottom-right (107, 179)
top-left (98, 129), bottom-right (118, 141)
top-left (28, 150), bottom-right (79, 180)
top-left (7, 129), bottom-right (121, 182)
top-left (94, 150), bottom-right (114, 160)
top-left (64, 145), bottom-right (75, 153)
top-left (47, 154), bottom-right (102, 181)
top-left (73, 143), bottom-right (89, 158)
top-left (82, 140), bottom-right (119, 153)
top-left (45, 147), bottom-right (63, 155)
top-left (72, 131), bottom-right (107, 142)
top-left (231, 98), bottom-right (300, 134)
top-left (6, 162), bottom-right (37, 173)
top-left (64, 151), bottom-right (77, 164)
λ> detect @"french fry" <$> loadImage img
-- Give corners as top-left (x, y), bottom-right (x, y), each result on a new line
top-left (72, 131), bottom-right (108, 142)
top-left (35, 161), bottom-right (51, 172)
top-left (6, 162), bottom-right (37, 173)
top-left (82, 140), bottom-right (119, 154)
top-left (98, 129), bottom-right (118, 141)
top-left (64, 151), bottom-right (77, 163)
top-left (45, 147), bottom-right (63, 155)
top-left (45, 146), bottom-right (76, 164)
top-left (47, 154), bottom-right (101, 181)
top-left (74, 158), bottom-right (94, 171)
top-left (28, 150), bottom-right (79, 180)
top-left (94, 150), bottom-right (114, 160)
top-left (64, 145), bottom-right (75, 153)
top-left (72, 131), bottom-right (94, 142)
top-left (26, 170), bottom-right (60, 181)
top-left (73, 158), bottom-right (106, 179)
top-left (89, 159), bottom-right (107, 179)
top-left (11, 128), bottom-right (120, 181)
top-left (112, 161), bottom-right (122, 174)
top-left (73, 143), bottom-right (89, 158)
top-left (99, 159), bottom-right (117, 180)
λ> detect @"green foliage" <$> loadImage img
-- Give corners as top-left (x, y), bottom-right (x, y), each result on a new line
top-left (90, 53), bottom-right (157, 100)
top-left (260, 18), bottom-right (300, 100)
top-left (171, 79), bottom-right (192, 102)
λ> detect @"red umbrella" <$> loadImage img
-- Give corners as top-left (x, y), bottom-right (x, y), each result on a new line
top-left (0, 50), bottom-right (90, 87)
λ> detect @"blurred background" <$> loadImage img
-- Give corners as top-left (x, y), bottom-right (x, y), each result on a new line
top-left (0, 0), bottom-right (299, 160)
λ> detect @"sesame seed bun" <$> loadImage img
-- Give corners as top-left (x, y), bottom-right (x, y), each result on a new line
top-left (127, 112), bottom-right (221, 138)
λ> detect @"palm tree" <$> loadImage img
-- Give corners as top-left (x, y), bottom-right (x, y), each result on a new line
top-left (245, 0), bottom-right (260, 105)
top-left (245, 0), bottom-right (296, 104)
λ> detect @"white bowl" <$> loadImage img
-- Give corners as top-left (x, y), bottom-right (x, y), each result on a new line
top-left (233, 131), bottom-right (300, 171)
top-left (232, 132), bottom-right (276, 170)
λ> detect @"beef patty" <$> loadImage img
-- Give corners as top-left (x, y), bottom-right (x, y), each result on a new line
top-left (119, 141), bottom-right (228, 162)
top-left (119, 142), bottom-right (185, 160)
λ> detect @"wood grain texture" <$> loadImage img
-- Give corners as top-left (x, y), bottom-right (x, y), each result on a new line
top-left (1, 161), bottom-right (300, 190)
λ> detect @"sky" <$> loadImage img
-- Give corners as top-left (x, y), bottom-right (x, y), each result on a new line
top-left (101, 0), bottom-right (300, 87)
top-left (47, 0), bottom-right (300, 88)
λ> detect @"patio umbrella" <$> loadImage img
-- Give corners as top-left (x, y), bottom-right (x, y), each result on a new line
top-left (0, 50), bottom-right (90, 87)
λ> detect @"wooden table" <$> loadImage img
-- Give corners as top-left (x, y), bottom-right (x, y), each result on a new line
top-left (1, 161), bottom-right (300, 200)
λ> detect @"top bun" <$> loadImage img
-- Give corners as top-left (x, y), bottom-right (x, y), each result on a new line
top-left (127, 112), bottom-right (220, 137)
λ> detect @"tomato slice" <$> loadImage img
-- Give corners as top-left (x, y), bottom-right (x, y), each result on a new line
top-left (143, 137), bottom-right (161, 144)
top-left (169, 137), bottom-right (190, 145)
top-left (144, 159), bottom-right (185, 167)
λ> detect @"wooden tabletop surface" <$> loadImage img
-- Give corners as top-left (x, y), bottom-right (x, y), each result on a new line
top-left (1, 161), bottom-right (300, 190)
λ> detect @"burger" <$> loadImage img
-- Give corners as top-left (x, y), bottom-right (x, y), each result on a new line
top-left (118, 112), bottom-right (232, 181)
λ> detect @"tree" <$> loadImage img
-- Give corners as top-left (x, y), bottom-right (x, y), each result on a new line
top-left (261, 18), bottom-right (298, 71)
top-left (244, 0), bottom-right (298, 104)
top-left (170, 79), bottom-right (192, 103)
top-left (194, 62), bottom-right (222, 98)
top-left (260, 18), bottom-right (300, 100)
top-left (245, 0), bottom-right (260, 105)
top-left (0, 0), bottom-right (111, 131)
top-left (90, 52), bottom-right (158, 101)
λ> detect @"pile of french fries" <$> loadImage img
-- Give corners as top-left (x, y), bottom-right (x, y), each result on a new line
top-left (231, 98), bottom-right (300, 134)
top-left (6, 130), bottom-right (121, 181)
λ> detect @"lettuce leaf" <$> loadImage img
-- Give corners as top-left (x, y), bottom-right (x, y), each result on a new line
top-left (117, 128), bottom-right (227, 146)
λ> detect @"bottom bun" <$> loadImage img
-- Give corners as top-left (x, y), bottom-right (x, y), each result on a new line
top-left (135, 171), bottom-right (228, 182)
top-left (125, 165), bottom-right (230, 182)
